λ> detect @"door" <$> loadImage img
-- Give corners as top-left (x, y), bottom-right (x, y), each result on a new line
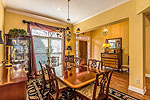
top-left (79, 40), bottom-right (88, 65)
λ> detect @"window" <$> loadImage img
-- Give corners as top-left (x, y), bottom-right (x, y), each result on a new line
top-left (32, 29), bottom-right (62, 71)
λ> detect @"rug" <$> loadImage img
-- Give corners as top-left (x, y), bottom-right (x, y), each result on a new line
top-left (27, 79), bottom-right (139, 100)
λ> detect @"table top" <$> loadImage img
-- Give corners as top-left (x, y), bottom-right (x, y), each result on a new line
top-left (54, 65), bottom-right (97, 89)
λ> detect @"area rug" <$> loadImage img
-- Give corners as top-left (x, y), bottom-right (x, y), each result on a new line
top-left (27, 79), bottom-right (139, 100)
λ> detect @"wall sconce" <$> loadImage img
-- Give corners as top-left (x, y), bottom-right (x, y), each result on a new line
top-left (102, 28), bottom-right (108, 36)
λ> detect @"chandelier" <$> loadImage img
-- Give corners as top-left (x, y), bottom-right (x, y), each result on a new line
top-left (56, 0), bottom-right (81, 42)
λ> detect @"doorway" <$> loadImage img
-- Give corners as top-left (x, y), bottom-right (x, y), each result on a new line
top-left (79, 40), bottom-right (88, 65)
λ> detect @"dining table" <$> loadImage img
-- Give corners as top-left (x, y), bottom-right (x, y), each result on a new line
top-left (54, 65), bottom-right (101, 89)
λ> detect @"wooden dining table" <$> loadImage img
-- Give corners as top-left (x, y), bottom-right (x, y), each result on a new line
top-left (54, 65), bottom-right (99, 89)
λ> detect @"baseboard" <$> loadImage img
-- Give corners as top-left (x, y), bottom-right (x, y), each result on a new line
top-left (145, 74), bottom-right (150, 78)
top-left (128, 86), bottom-right (146, 95)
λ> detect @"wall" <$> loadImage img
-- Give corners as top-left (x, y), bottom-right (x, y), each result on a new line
top-left (4, 11), bottom-right (67, 33)
top-left (0, 0), bottom-right (4, 83)
top-left (73, 0), bottom-right (146, 92)
top-left (91, 21), bottom-right (129, 65)
top-left (136, 0), bottom-right (150, 14)
top-left (144, 16), bottom-right (150, 75)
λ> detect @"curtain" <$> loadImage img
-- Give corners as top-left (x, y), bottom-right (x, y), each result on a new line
top-left (27, 21), bottom-right (65, 77)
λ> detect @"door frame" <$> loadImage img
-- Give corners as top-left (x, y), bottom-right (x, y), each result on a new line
top-left (76, 35), bottom-right (91, 60)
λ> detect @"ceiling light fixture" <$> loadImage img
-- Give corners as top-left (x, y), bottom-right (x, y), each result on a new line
top-left (56, 0), bottom-right (81, 41)
top-left (57, 8), bottom-right (62, 11)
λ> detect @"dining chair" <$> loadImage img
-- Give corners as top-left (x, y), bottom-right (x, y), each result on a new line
top-left (75, 70), bottom-right (113, 100)
top-left (47, 56), bottom-right (59, 67)
top-left (65, 55), bottom-right (74, 67)
top-left (88, 59), bottom-right (101, 71)
top-left (39, 61), bottom-right (49, 93)
top-left (74, 57), bottom-right (82, 67)
top-left (45, 64), bottom-right (73, 100)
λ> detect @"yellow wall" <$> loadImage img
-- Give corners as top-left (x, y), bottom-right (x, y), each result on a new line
top-left (73, 0), bottom-right (146, 90)
top-left (4, 11), bottom-right (67, 33)
top-left (0, 0), bottom-right (4, 64)
top-left (0, 0), bottom-right (4, 83)
top-left (144, 16), bottom-right (150, 75)
top-left (91, 21), bottom-right (129, 65)
top-left (136, 0), bottom-right (150, 14)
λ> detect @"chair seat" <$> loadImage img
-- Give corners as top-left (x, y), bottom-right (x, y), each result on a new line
top-left (76, 83), bottom-right (100, 99)
top-left (45, 74), bottom-right (68, 89)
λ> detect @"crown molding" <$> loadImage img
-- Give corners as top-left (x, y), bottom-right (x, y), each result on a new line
top-left (74, 0), bottom-right (130, 25)
top-left (2, 0), bottom-right (6, 8)
top-left (6, 8), bottom-right (69, 25)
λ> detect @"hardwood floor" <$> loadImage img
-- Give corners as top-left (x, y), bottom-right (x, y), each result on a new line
top-left (110, 71), bottom-right (150, 100)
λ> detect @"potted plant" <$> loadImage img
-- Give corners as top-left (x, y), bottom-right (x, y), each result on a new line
top-left (8, 28), bottom-right (28, 37)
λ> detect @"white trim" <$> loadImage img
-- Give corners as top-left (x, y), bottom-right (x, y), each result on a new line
top-left (145, 74), bottom-right (150, 78)
top-left (0, 64), bottom-right (3, 67)
top-left (6, 9), bottom-right (69, 25)
top-left (128, 85), bottom-right (146, 95)
top-left (2, 0), bottom-right (6, 8)
top-left (74, 0), bottom-right (130, 25)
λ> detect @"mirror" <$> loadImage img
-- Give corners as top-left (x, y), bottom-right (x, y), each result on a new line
top-left (106, 38), bottom-right (122, 49)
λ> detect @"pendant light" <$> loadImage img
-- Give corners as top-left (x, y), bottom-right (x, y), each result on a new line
top-left (56, 0), bottom-right (81, 39)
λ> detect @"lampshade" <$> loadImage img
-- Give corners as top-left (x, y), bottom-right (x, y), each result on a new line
top-left (76, 28), bottom-right (80, 34)
top-left (67, 46), bottom-right (72, 50)
top-left (0, 31), bottom-right (4, 44)
top-left (103, 43), bottom-right (111, 48)
top-left (66, 27), bottom-right (70, 31)
top-left (107, 43), bottom-right (111, 47)
top-left (56, 28), bottom-right (60, 32)
top-left (103, 43), bottom-right (107, 48)
top-left (6, 39), bottom-right (13, 46)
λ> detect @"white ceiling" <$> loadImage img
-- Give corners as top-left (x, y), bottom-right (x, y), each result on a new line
top-left (4, 0), bottom-right (130, 24)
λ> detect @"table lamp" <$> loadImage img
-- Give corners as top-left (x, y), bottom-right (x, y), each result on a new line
top-left (103, 43), bottom-right (111, 53)
top-left (67, 46), bottom-right (72, 55)
top-left (5, 39), bottom-right (13, 66)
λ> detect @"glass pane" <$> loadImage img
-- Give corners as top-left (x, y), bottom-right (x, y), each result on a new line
top-left (32, 28), bottom-right (49, 37)
top-left (33, 37), bottom-right (48, 53)
top-left (76, 51), bottom-right (78, 57)
top-left (50, 39), bottom-right (62, 53)
top-left (35, 54), bottom-right (47, 71)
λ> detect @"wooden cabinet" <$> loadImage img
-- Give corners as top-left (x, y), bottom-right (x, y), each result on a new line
top-left (101, 53), bottom-right (122, 70)
top-left (0, 65), bottom-right (27, 100)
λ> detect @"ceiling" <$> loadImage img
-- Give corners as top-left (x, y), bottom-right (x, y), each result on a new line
top-left (4, 0), bottom-right (130, 24)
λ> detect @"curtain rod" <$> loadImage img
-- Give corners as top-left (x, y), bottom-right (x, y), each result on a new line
top-left (22, 20), bottom-right (65, 30)
top-left (22, 20), bottom-right (30, 24)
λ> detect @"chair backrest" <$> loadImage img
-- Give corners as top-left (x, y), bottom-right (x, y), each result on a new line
top-left (74, 57), bottom-right (82, 67)
top-left (39, 61), bottom-right (46, 82)
top-left (92, 70), bottom-right (113, 100)
top-left (88, 59), bottom-right (101, 70)
top-left (45, 64), bottom-right (59, 100)
top-left (47, 57), bottom-right (59, 67)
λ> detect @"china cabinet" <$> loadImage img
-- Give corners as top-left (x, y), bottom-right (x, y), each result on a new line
top-left (5, 34), bottom-right (30, 71)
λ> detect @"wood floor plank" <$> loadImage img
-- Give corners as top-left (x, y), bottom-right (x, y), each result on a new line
top-left (110, 71), bottom-right (150, 100)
